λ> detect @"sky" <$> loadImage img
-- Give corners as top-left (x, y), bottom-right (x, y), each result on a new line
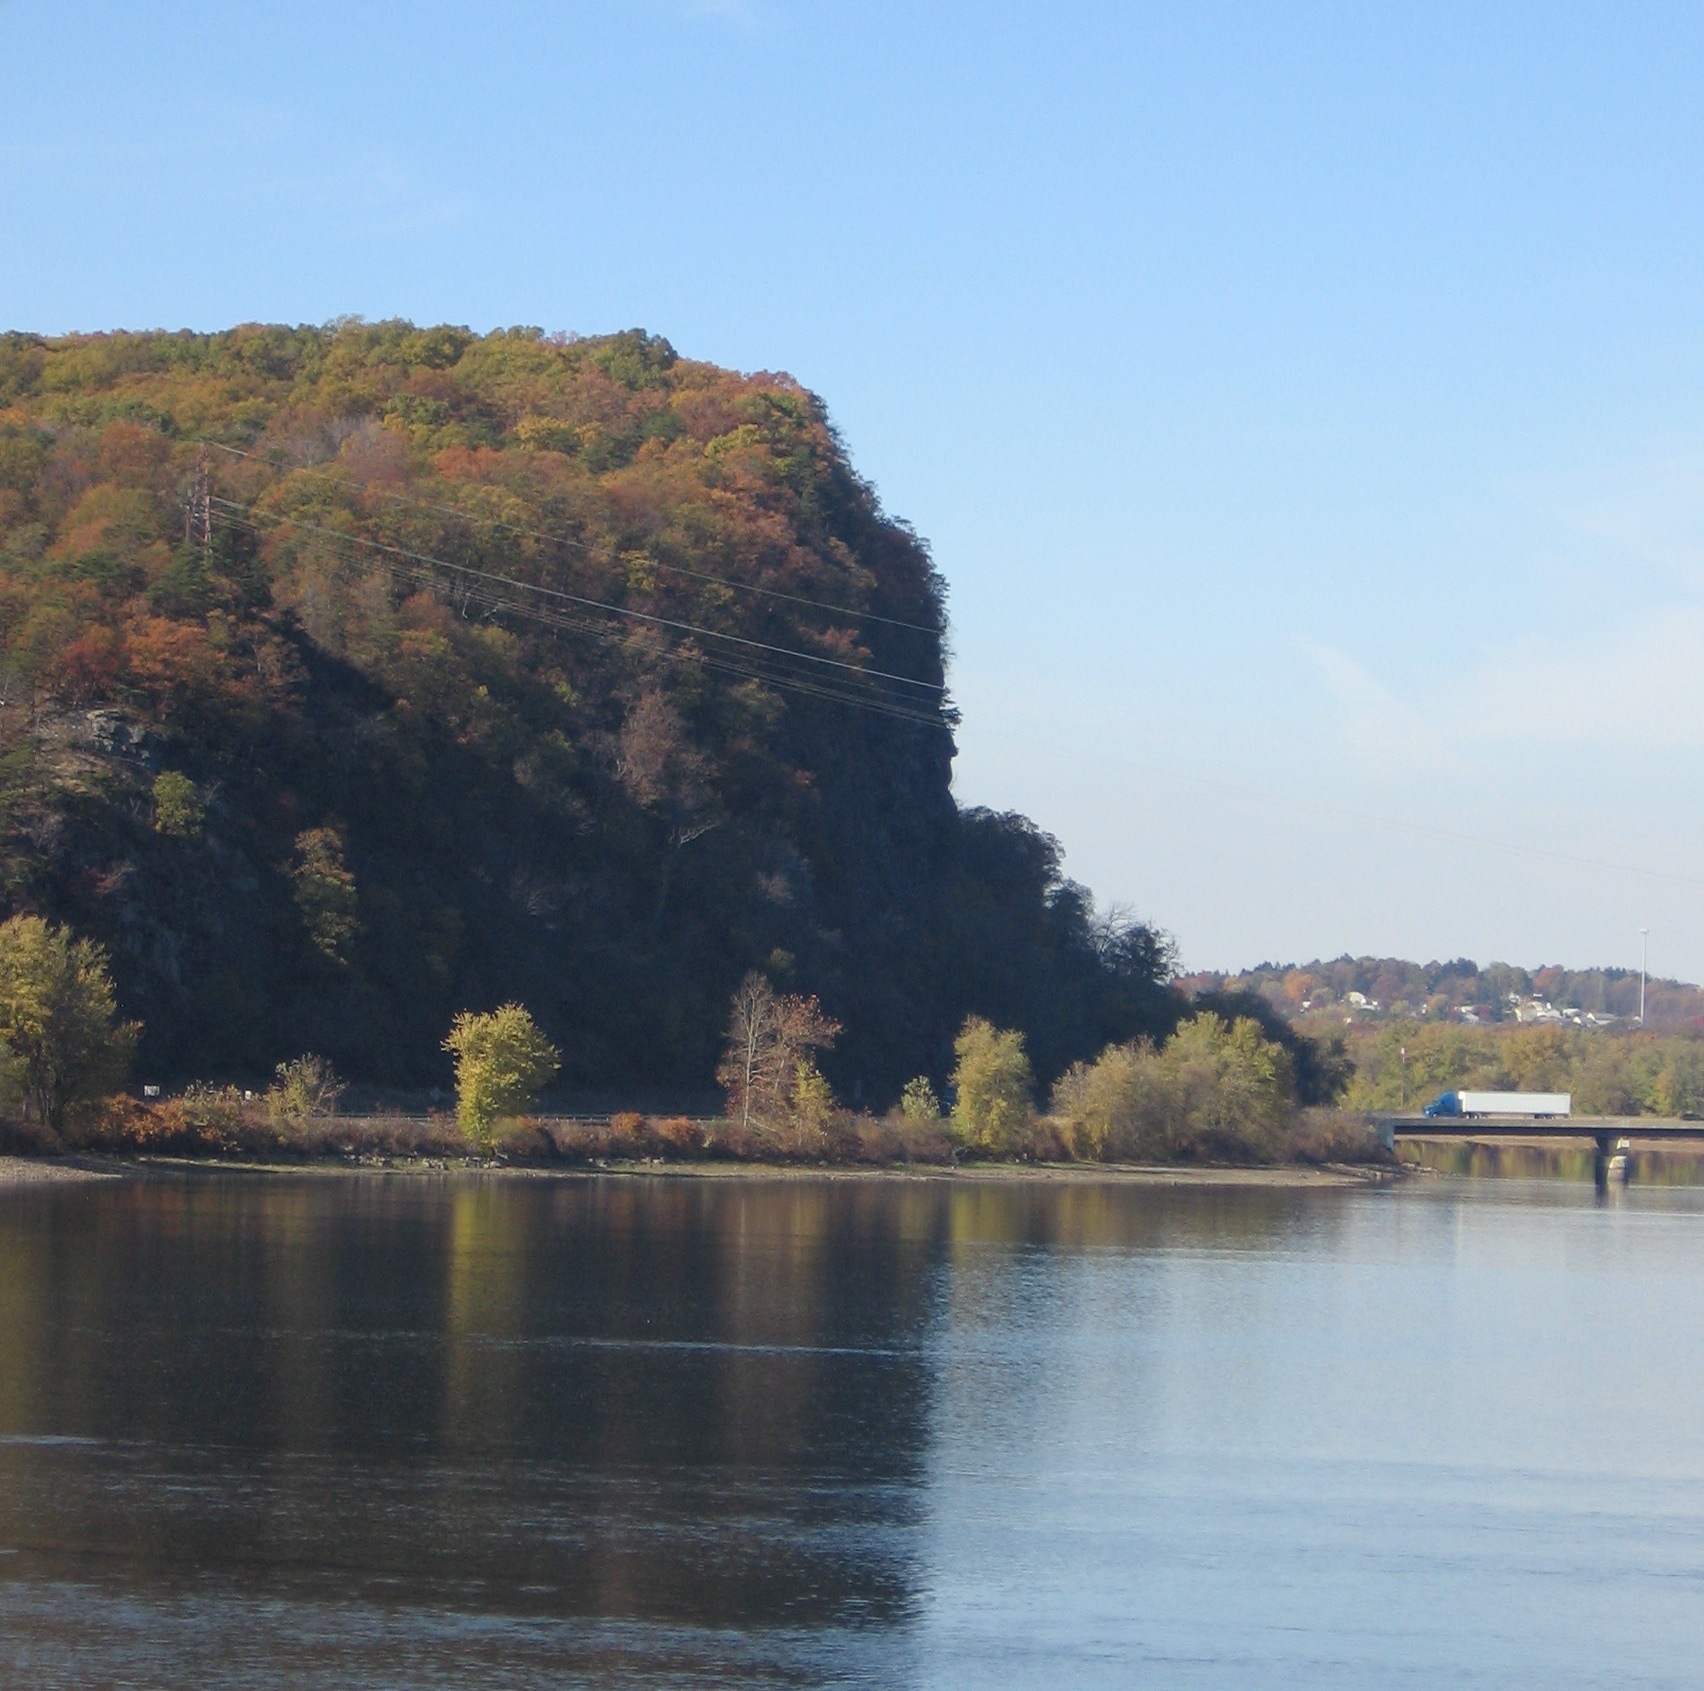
top-left (5, 1), bottom-right (1704, 980)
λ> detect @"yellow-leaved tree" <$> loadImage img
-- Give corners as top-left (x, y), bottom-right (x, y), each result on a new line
top-left (442, 1003), bottom-right (560, 1151)
top-left (949, 1016), bottom-right (1034, 1154)
top-left (0, 915), bottom-right (139, 1133)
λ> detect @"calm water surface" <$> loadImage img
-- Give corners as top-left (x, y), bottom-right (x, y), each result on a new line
top-left (0, 1171), bottom-right (1701, 1688)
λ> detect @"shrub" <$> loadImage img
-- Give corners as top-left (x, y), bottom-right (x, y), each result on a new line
top-left (950, 1017), bottom-right (1034, 1154)
top-left (178, 1082), bottom-right (245, 1145)
top-left (442, 1003), bottom-right (560, 1151)
top-left (84, 1095), bottom-right (170, 1149)
top-left (492, 1116), bottom-right (552, 1159)
top-left (1290, 1108), bottom-right (1389, 1165)
top-left (0, 914), bottom-right (139, 1132)
top-left (81, 1095), bottom-right (206, 1152)
top-left (151, 770), bottom-right (204, 839)
top-left (900, 1076), bottom-right (941, 1122)
top-left (265, 1053), bottom-right (343, 1130)
top-left (1050, 1013), bottom-right (1298, 1164)
top-left (1162, 1013), bottom-right (1294, 1160)
top-left (652, 1115), bottom-right (705, 1156)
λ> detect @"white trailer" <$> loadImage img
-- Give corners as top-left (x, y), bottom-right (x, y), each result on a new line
top-left (1423, 1090), bottom-right (1572, 1118)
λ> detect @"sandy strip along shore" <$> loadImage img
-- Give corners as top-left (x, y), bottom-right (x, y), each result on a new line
top-left (0, 1156), bottom-right (120, 1185)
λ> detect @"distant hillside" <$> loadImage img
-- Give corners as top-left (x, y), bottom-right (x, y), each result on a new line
top-left (0, 322), bottom-right (1176, 1100)
top-left (1178, 957), bottom-right (1704, 1032)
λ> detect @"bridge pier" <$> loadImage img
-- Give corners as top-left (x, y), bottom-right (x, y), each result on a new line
top-left (1593, 1133), bottom-right (1632, 1192)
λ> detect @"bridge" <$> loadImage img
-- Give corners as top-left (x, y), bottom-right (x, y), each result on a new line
top-left (1377, 1115), bottom-right (1704, 1188)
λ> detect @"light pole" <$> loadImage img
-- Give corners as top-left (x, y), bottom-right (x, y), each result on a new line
top-left (1640, 927), bottom-right (1649, 1026)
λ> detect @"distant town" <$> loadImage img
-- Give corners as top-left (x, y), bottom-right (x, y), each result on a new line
top-left (1177, 957), bottom-right (1704, 1033)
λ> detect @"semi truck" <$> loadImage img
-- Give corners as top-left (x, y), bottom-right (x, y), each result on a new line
top-left (1421, 1090), bottom-right (1572, 1119)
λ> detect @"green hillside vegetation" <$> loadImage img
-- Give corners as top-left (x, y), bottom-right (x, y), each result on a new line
top-left (0, 321), bottom-right (1181, 1104)
top-left (1344, 1021), bottom-right (1704, 1118)
top-left (1177, 958), bottom-right (1704, 1120)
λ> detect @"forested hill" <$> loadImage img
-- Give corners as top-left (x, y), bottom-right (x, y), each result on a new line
top-left (0, 322), bottom-right (1174, 1100)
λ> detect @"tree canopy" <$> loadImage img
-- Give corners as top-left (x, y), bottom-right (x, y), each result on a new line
top-left (0, 914), bottom-right (137, 1130)
top-left (0, 322), bottom-right (1176, 1100)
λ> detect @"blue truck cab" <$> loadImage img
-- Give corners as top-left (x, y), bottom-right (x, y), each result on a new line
top-left (1422, 1091), bottom-right (1462, 1118)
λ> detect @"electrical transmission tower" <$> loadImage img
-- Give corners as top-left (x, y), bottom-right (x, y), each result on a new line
top-left (184, 449), bottom-right (212, 563)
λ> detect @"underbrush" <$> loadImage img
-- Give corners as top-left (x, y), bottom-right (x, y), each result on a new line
top-left (10, 1098), bottom-right (1390, 1170)
top-left (66, 1095), bottom-right (467, 1159)
top-left (1287, 1108), bottom-right (1391, 1165)
top-left (539, 1110), bottom-right (956, 1166)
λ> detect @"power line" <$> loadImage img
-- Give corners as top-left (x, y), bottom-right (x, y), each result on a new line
top-left (208, 506), bottom-right (952, 729)
top-left (212, 506), bottom-right (949, 726)
top-left (209, 495), bottom-right (945, 696)
top-left (199, 439), bottom-right (942, 634)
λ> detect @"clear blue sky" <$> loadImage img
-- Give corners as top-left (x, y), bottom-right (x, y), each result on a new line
top-left (7, 1), bottom-right (1704, 980)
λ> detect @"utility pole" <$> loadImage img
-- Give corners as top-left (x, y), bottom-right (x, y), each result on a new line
top-left (1639, 927), bottom-right (1649, 1026)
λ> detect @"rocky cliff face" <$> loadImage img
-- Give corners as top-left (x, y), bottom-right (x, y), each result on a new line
top-left (0, 323), bottom-right (1171, 1097)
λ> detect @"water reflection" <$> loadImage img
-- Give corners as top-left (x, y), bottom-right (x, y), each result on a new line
top-left (2, 1172), bottom-right (1701, 1688)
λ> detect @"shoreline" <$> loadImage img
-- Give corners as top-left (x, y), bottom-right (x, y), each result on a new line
top-left (0, 1152), bottom-right (1400, 1189)
top-left (0, 1155), bottom-right (122, 1186)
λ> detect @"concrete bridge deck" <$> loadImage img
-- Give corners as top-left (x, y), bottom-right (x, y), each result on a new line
top-left (1381, 1116), bottom-right (1704, 1139)
top-left (1378, 1115), bottom-right (1704, 1186)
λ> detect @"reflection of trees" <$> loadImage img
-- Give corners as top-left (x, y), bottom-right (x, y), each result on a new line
top-left (0, 1175), bottom-right (945, 1632)
top-left (938, 1177), bottom-right (1337, 1255)
top-left (0, 1173), bottom-right (1330, 1649)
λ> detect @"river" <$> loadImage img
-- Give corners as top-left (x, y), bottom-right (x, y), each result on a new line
top-left (0, 1170), bottom-right (1700, 1688)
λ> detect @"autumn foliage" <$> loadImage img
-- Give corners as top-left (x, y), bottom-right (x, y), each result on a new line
top-left (716, 971), bottom-right (841, 1146)
top-left (0, 322), bottom-right (1175, 1103)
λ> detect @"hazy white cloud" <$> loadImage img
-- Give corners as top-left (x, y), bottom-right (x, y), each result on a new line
top-left (1456, 605), bottom-right (1704, 748)
top-left (1297, 639), bottom-right (1455, 770)
top-left (1307, 599), bottom-right (1704, 757)
top-left (1563, 445), bottom-right (1704, 595)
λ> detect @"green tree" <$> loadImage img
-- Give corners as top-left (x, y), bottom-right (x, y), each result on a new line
top-left (791, 1058), bottom-right (835, 1143)
top-left (442, 1003), bottom-right (560, 1150)
top-left (151, 770), bottom-right (203, 839)
top-left (0, 915), bottom-right (138, 1131)
top-left (1051, 1013), bottom-right (1298, 1163)
top-left (1159, 1013), bottom-right (1295, 1159)
top-left (1655, 1039), bottom-right (1704, 1119)
top-left (950, 1016), bottom-right (1034, 1153)
top-left (899, 1075), bottom-right (941, 1123)
top-left (291, 826), bottom-right (358, 962)
top-left (1049, 1038), bottom-right (1165, 1160)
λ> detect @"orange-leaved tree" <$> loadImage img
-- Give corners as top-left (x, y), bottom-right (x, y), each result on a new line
top-left (716, 972), bottom-right (840, 1145)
